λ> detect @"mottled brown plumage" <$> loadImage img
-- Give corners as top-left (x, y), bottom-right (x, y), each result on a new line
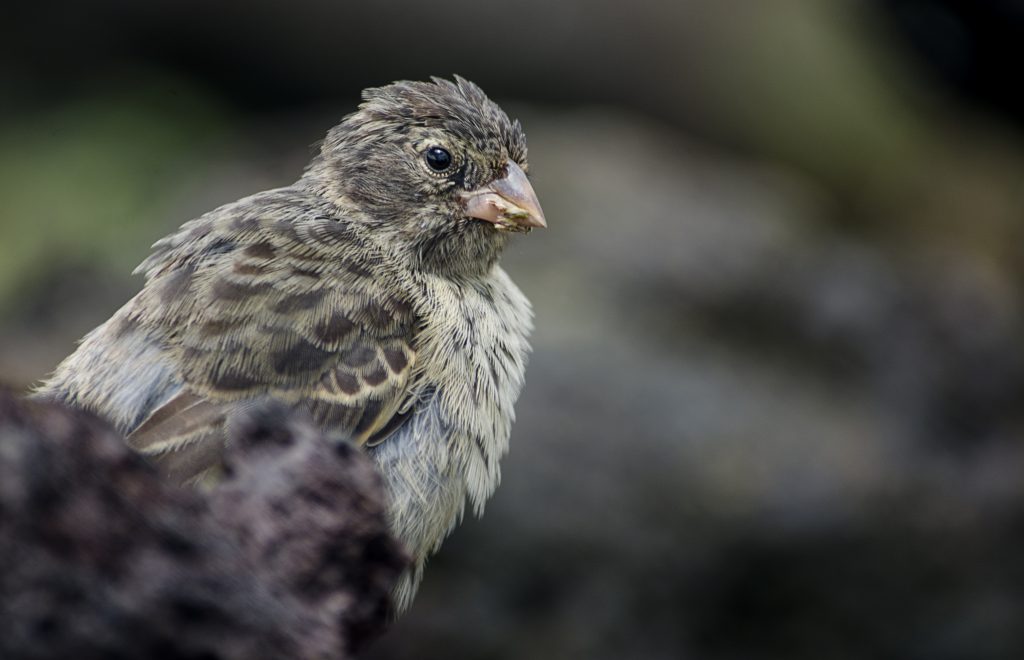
top-left (34, 76), bottom-right (544, 611)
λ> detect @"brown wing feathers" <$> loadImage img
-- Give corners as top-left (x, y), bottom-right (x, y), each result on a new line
top-left (126, 192), bottom-right (417, 481)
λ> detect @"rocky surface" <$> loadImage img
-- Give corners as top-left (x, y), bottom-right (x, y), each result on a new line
top-left (0, 392), bottom-right (406, 660)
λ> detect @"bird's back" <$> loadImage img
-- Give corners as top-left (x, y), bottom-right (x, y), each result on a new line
top-left (35, 184), bottom-right (418, 484)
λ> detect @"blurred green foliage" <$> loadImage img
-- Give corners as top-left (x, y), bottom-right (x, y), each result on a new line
top-left (691, 2), bottom-right (931, 187)
top-left (0, 81), bottom-right (229, 309)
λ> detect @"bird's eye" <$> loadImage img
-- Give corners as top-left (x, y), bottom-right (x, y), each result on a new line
top-left (424, 146), bottom-right (452, 172)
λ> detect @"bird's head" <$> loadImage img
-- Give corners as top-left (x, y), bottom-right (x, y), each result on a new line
top-left (306, 76), bottom-right (545, 274)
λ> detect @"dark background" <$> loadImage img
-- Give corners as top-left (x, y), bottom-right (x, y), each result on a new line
top-left (3, 1), bottom-right (1024, 658)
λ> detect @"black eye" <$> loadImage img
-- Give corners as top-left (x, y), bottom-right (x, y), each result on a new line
top-left (424, 146), bottom-right (452, 172)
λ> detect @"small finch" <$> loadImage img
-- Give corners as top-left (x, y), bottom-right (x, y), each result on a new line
top-left (34, 76), bottom-right (545, 612)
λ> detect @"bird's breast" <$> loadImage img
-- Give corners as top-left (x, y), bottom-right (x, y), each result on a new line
top-left (381, 265), bottom-right (533, 526)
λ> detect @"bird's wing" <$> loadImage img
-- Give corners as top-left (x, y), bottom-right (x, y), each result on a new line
top-left (122, 188), bottom-right (418, 484)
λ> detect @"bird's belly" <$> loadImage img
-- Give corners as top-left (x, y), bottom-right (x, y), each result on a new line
top-left (367, 393), bottom-right (467, 560)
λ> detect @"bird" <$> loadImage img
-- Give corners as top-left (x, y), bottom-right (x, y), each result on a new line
top-left (32, 76), bottom-right (545, 612)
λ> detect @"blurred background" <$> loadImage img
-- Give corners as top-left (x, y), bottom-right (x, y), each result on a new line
top-left (3, 0), bottom-right (1024, 657)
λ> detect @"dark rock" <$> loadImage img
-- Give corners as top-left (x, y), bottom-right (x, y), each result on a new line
top-left (0, 391), bottom-right (407, 660)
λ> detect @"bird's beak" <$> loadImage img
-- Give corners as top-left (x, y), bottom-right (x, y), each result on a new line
top-left (459, 160), bottom-right (547, 231)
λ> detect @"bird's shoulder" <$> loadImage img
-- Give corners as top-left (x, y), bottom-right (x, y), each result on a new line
top-left (136, 186), bottom-right (386, 288)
